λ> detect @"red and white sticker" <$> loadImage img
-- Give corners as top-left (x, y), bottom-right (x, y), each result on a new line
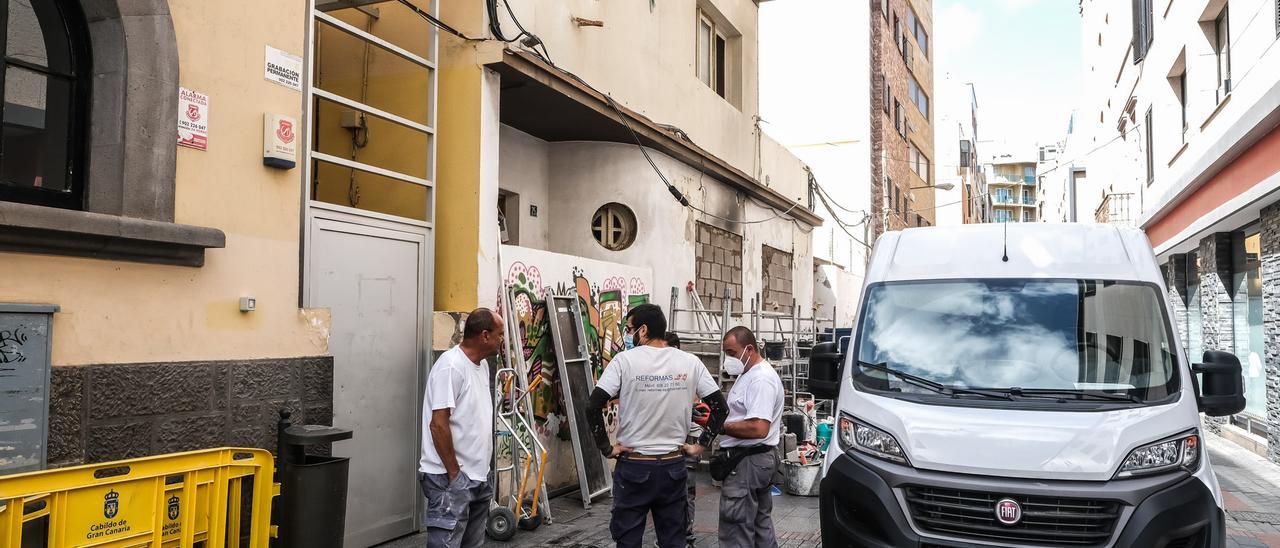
top-left (177, 87), bottom-right (208, 150)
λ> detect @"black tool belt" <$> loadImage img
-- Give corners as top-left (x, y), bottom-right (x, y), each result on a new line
top-left (709, 444), bottom-right (772, 481)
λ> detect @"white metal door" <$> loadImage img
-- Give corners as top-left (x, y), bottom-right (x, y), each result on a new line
top-left (308, 209), bottom-right (429, 546)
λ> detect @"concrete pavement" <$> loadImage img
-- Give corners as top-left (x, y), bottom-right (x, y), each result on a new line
top-left (381, 434), bottom-right (1280, 547)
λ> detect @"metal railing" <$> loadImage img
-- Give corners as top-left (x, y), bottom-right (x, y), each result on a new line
top-left (1096, 193), bottom-right (1135, 225)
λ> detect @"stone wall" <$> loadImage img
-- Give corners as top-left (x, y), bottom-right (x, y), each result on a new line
top-left (1261, 204), bottom-right (1280, 463)
top-left (1199, 233), bottom-right (1234, 434)
top-left (48, 357), bottom-right (333, 467)
top-left (761, 245), bottom-right (795, 312)
top-left (696, 222), bottom-right (744, 312)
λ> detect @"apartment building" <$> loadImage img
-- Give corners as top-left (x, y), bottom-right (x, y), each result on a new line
top-left (1076, 0), bottom-right (1280, 464)
top-left (872, 0), bottom-right (936, 236)
top-left (984, 152), bottom-right (1039, 223)
top-left (935, 73), bottom-right (987, 225)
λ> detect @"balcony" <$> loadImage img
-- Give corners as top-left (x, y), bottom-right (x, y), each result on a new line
top-left (1096, 193), bottom-right (1134, 225)
top-left (1024, 175), bottom-right (1036, 184)
top-left (994, 195), bottom-right (1016, 204)
top-left (1022, 196), bottom-right (1035, 205)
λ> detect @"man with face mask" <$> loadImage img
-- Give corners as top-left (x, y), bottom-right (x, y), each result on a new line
top-left (716, 326), bottom-right (785, 548)
top-left (419, 308), bottom-right (504, 548)
top-left (586, 304), bottom-right (728, 548)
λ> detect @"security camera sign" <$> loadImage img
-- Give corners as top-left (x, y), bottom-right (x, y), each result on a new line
top-left (265, 45), bottom-right (303, 91)
top-left (177, 87), bottom-right (208, 151)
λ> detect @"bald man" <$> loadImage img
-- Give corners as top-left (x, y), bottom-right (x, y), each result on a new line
top-left (419, 309), bottom-right (505, 548)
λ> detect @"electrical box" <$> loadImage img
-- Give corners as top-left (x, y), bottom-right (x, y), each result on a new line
top-left (239, 297), bottom-right (257, 312)
top-left (0, 303), bottom-right (58, 474)
top-left (263, 113), bottom-right (297, 170)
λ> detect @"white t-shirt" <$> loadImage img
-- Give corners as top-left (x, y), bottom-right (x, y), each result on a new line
top-left (720, 360), bottom-right (784, 448)
top-left (419, 345), bottom-right (493, 481)
top-left (596, 345), bottom-right (720, 455)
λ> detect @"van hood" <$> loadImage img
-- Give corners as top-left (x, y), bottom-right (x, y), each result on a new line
top-left (852, 391), bottom-right (1198, 481)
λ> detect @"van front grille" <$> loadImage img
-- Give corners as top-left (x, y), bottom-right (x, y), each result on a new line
top-left (904, 486), bottom-right (1121, 546)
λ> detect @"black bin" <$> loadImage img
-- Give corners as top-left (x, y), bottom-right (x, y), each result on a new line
top-left (275, 411), bottom-right (353, 548)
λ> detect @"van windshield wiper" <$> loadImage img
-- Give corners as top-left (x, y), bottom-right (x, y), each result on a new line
top-left (1006, 387), bottom-right (1143, 403)
top-left (856, 361), bottom-right (1013, 400)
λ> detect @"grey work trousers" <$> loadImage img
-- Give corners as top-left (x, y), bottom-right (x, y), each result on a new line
top-left (717, 451), bottom-right (779, 548)
top-left (419, 472), bottom-right (492, 548)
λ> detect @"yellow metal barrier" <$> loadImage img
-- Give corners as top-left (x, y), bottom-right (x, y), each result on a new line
top-left (0, 448), bottom-right (278, 548)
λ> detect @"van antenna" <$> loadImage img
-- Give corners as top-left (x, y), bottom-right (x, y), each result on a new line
top-left (1001, 222), bottom-right (1009, 262)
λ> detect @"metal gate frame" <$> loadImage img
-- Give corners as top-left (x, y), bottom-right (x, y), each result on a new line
top-left (544, 292), bottom-right (612, 508)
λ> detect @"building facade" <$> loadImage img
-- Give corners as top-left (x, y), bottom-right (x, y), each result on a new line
top-left (935, 73), bottom-right (987, 225)
top-left (427, 1), bottom-right (822, 540)
top-left (1077, 0), bottom-right (1280, 463)
top-left (984, 152), bottom-right (1040, 223)
top-left (759, 0), bottom-right (873, 326)
top-left (1037, 117), bottom-right (1093, 224)
top-left (0, 0), bottom-right (332, 482)
top-left (871, 0), bottom-right (936, 236)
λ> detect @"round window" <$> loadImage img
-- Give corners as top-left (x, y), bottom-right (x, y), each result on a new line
top-left (591, 203), bottom-right (637, 251)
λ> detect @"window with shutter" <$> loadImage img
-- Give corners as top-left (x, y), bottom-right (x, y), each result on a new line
top-left (1131, 0), bottom-right (1153, 63)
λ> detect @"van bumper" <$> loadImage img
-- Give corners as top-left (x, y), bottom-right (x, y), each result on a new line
top-left (820, 451), bottom-right (1224, 548)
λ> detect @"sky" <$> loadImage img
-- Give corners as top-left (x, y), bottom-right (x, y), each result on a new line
top-left (934, 0), bottom-right (1085, 152)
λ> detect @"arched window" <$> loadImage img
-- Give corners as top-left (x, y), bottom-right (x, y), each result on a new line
top-left (0, 0), bottom-right (89, 210)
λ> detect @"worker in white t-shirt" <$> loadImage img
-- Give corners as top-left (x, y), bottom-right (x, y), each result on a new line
top-left (716, 326), bottom-right (784, 548)
top-left (586, 304), bottom-right (728, 548)
top-left (419, 309), bottom-right (504, 548)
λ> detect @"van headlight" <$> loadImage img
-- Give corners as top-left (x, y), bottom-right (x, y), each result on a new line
top-left (838, 414), bottom-right (909, 465)
top-left (1115, 431), bottom-right (1200, 478)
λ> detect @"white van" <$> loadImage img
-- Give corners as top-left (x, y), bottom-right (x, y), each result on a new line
top-left (811, 224), bottom-right (1245, 548)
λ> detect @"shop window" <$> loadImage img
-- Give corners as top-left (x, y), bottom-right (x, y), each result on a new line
top-left (591, 203), bottom-right (636, 251)
top-left (1231, 229), bottom-right (1265, 419)
top-left (0, 0), bottom-right (89, 210)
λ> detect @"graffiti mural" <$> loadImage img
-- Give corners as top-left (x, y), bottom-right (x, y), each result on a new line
top-left (499, 246), bottom-right (652, 488)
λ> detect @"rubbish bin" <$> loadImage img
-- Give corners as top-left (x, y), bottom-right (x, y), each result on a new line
top-left (275, 410), bottom-right (353, 548)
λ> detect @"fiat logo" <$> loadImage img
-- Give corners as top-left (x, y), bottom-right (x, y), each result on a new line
top-left (995, 498), bottom-right (1022, 525)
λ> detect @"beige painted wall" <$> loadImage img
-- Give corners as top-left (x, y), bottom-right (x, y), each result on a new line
top-left (498, 0), bottom-right (808, 202)
top-left (0, 0), bottom-right (329, 366)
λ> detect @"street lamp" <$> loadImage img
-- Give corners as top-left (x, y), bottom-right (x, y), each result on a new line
top-left (908, 182), bottom-right (955, 191)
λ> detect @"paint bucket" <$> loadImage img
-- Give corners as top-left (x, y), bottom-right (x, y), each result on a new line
top-left (783, 460), bottom-right (822, 497)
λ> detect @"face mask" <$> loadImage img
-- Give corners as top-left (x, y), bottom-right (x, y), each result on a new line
top-left (623, 332), bottom-right (635, 350)
top-left (723, 356), bottom-right (745, 376)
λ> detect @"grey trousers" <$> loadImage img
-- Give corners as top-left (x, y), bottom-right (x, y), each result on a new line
top-left (420, 472), bottom-right (493, 548)
top-left (717, 451), bottom-right (779, 548)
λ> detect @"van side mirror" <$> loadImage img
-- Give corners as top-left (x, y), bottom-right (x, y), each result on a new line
top-left (806, 342), bottom-right (844, 400)
top-left (1193, 350), bottom-right (1246, 417)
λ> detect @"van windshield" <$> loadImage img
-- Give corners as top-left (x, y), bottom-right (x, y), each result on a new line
top-left (854, 279), bottom-right (1179, 403)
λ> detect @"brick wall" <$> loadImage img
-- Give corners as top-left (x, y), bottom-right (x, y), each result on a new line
top-left (872, 0), bottom-right (936, 236)
top-left (761, 245), bottom-right (794, 312)
top-left (696, 222), bottom-right (743, 312)
top-left (1261, 204), bottom-right (1280, 463)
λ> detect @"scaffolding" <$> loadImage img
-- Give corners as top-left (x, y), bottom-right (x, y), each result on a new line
top-left (668, 284), bottom-right (835, 417)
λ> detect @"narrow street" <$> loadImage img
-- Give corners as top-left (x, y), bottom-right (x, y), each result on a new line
top-left (380, 433), bottom-right (1280, 548)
